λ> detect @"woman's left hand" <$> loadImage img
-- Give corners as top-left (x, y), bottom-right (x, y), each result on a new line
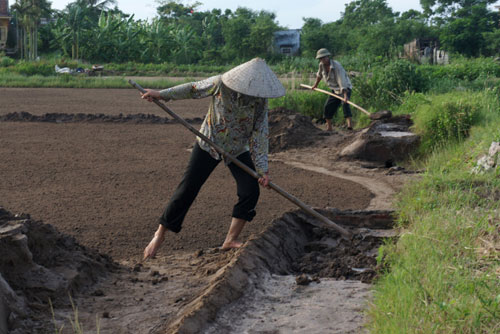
top-left (258, 173), bottom-right (271, 188)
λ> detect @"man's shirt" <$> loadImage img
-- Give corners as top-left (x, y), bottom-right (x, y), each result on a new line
top-left (316, 59), bottom-right (352, 95)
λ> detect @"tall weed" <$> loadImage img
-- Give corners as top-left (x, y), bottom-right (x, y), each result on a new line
top-left (353, 59), bottom-right (427, 111)
top-left (403, 92), bottom-right (496, 153)
top-left (420, 56), bottom-right (500, 81)
top-left (14, 61), bottom-right (54, 76)
top-left (269, 82), bottom-right (374, 129)
top-left (0, 56), bottom-right (15, 67)
top-left (269, 89), bottom-right (325, 119)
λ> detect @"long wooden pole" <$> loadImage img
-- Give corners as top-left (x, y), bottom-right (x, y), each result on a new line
top-left (300, 84), bottom-right (371, 117)
top-left (129, 80), bottom-right (352, 240)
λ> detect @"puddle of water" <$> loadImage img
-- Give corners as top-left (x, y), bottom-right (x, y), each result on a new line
top-left (204, 272), bottom-right (370, 334)
top-left (378, 131), bottom-right (414, 138)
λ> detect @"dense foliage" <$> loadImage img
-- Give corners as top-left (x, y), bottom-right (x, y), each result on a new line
top-left (7, 0), bottom-right (499, 64)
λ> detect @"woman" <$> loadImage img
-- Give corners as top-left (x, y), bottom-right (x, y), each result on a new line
top-left (140, 58), bottom-right (285, 260)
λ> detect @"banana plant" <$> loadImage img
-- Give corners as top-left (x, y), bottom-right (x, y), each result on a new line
top-left (139, 18), bottom-right (174, 63)
top-left (169, 25), bottom-right (201, 64)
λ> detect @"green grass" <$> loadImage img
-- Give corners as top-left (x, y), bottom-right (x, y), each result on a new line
top-left (367, 91), bottom-right (500, 333)
top-left (397, 91), bottom-right (498, 154)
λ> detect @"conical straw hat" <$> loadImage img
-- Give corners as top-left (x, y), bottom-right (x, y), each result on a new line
top-left (221, 58), bottom-right (285, 98)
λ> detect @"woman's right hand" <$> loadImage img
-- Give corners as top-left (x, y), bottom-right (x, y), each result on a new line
top-left (141, 89), bottom-right (161, 102)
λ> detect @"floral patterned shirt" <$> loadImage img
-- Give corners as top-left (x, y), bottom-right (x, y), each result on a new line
top-left (316, 59), bottom-right (352, 95)
top-left (159, 75), bottom-right (269, 175)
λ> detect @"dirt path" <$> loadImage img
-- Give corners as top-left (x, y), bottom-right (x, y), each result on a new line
top-left (0, 88), bottom-right (411, 333)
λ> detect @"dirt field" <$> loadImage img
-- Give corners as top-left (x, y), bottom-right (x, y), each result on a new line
top-left (0, 87), bottom-right (373, 261)
top-left (0, 87), bottom-right (413, 333)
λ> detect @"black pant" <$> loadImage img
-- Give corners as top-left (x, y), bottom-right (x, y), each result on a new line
top-left (324, 89), bottom-right (352, 119)
top-left (159, 143), bottom-right (260, 233)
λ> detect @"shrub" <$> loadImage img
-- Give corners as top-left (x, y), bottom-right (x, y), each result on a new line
top-left (353, 59), bottom-right (427, 111)
top-left (269, 90), bottom-right (325, 119)
top-left (376, 60), bottom-right (427, 95)
top-left (420, 56), bottom-right (500, 81)
top-left (396, 92), bottom-right (431, 115)
top-left (411, 93), bottom-right (484, 152)
top-left (0, 56), bottom-right (15, 67)
top-left (15, 61), bottom-right (54, 76)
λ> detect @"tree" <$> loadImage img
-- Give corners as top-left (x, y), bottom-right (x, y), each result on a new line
top-left (300, 18), bottom-right (329, 57)
top-left (138, 18), bottom-right (174, 63)
top-left (393, 10), bottom-right (436, 46)
top-left (221, 7), bottom-right (279, 61)
top-left (482, 28), bottom-right (500, 56)
top-left (200, 9), bottom-right (227, 61)
top-left (335, 0), bottom-right (397, 56)
top-left (170, 25), bottom-right (201, 64)
top-left (420, 0), bottom-right (498, 17)
top-left (439, 3), bottom-right (498, 56)
top-left (248, 11), bottom-right (279, 57)
top-left (341, 0), bottom-right (395, 28)
top-left (11, 0), bottom-right (52, 60)
top-left (156, 0), bottom-right (201, 20)
top-left (53, 1), bottom-right (89, 59)
top-left (51, 0), bottom-right (118, 60)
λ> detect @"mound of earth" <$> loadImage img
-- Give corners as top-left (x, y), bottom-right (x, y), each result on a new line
top-left (268, 108), bottom-right (326, 153)
top-left (170, 208), bottom-right (396, 333)
top-left (0, 111), bottom-right (203, 124)
top-left (339, 115), bottom-right (420, 166)
top-left (0, 207), bottom-right (115, 334)
top-left (2, 108), bottom-right (327, 155)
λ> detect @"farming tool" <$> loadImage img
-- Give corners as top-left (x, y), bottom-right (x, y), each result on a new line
top-left (300, 84), bottom-right (392, 120)
top-left (129, 80), bottom-right (352, 240)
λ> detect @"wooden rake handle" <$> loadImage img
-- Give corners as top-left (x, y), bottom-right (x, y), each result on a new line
top-left (130, 80), bottom-right (352, 240)
top-left (300, 84), bottom-right (371, 117)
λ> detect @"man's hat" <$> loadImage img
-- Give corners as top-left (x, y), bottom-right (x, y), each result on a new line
top-left (221, 58), bottom-right (285, 98)
top-left (316, 48), bottom-right (331, 59)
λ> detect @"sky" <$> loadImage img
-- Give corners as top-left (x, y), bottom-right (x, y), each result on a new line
top-left (48, 0), bottom-right (427, 29)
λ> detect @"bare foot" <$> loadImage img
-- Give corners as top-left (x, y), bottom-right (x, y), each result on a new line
top-left (143, 232), bottom-right (165, 260)
top-left (220, 240), bottom-right (243, 251)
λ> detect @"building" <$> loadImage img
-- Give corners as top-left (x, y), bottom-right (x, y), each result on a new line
top-left (273, 29), bottom-right (300, 56)
top-left (403, 38), bottom-right (449, 65)
top-left (0, 0), bottom-right (9, 50)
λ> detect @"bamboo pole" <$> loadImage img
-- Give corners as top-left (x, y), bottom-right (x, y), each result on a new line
top-left (300, 84), bottom-right (371, 116)
top-left (129, 80), bottom-right (352, 240)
